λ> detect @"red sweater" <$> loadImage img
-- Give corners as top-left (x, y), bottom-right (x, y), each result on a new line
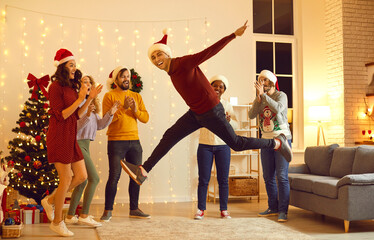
top-left (168, 33), bottom-right (236, 114)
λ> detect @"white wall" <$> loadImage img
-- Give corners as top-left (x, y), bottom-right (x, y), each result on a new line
top-left (0, 0), bottom-right (329, 204)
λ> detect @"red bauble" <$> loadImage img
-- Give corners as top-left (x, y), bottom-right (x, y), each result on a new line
top-left (19, 122), bottom-right (26, 128)
top-left (17, 172), bottom-right (22, 177)
top-left (33, 160), bottom-right (42, 169)
top-left (132, 74), bottom-right (137, 79)
top-left (14, 216), bottom-right (21, 225)
top-left (136, 83), bottom-right (141, 87)
top-left (35, 135), bottom-right (41, 142)
top-left (43, 103), bottom-right (49, 109)
top-left (8, 160), bottom-right (15, 167)
top-left (24, 156), bottom-right (31, 162)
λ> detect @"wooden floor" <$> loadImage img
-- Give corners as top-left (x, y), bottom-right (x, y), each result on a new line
top-left (15, 200), bottom-right (374, 239)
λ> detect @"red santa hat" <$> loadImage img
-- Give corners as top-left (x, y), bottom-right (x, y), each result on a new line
top-left (54, 48), bottom-right (75, 67)
top-left (148, 29), bottom-right (172, 61)
top-left (106, 66), bottom-right (131, 90)
top-left (258, 70), bottom-right (279, 90)
top-left (209, 75), bottom-right (229, 90)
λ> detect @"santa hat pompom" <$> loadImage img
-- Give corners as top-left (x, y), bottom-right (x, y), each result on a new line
top-left (162, 28), bottom-right (169, 35)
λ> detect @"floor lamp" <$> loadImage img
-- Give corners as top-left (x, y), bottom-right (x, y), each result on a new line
top-left (308, 106), bottom-right (331, 146)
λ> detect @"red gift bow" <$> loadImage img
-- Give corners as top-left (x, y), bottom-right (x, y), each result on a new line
top-left (27, 73), bottom-right (50, 100)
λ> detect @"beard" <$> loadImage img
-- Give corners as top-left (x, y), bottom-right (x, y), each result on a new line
top-left (116, 81), bottom-right (130, 90)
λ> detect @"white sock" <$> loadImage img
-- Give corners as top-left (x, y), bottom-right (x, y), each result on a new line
top-left (274, 139), bottom-right (280, 149)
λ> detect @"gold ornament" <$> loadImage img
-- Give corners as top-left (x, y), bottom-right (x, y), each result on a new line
top-left (26, 113), bottom-right (31, 118)
top-left (24, 106), bottom-right (27, 110)
top-left (40, 144), bottom-right (44, 149)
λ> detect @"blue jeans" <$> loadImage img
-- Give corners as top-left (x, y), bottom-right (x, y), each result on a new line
top-left (104, 140), bottom-right (142, 211)
top-left (143, 102), bottom-right (275, 172)
top-left (261, 139), bottom-right (292, 214)
top-left (197, 144), bottom-right (230, 211)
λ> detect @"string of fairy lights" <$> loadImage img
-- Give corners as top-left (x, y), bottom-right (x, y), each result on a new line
top-left (0, 5), bottom-right (210, 204)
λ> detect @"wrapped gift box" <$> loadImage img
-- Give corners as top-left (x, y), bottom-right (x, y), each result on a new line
top-left (40, 212), bottom-right (51, 223)
top-left (21, 209), bottom-right (40, 224)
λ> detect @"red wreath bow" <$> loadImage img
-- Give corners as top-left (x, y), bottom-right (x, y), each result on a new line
top-left (27, 73), bottom-right (50, 100)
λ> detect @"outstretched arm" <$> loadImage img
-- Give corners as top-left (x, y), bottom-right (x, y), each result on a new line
top-left (181, 21), bottom-right (249, 69)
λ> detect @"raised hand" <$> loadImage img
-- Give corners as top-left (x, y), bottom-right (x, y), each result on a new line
top-left (255, 79), bottom-right (264, 102)
top-left (86, 103), bottom-right (95, 117)
top-left (129, 97), bottom-right (137, 112)
top-left (78, 83), bottom-right (88, 101)
top-left (234, 20), bottom-right (248, 37)
top-left (109, 100), bottom-right (121, 116)
top-left (226, 112), bottom-right (231, 122)
top-left (124, 96), bottom-right (131, 109)
top-left (88, 84), bottom-right (103, 99)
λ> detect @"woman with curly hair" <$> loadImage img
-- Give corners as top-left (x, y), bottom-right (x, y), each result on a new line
top-left (41, 49), bottom-right (102, 236)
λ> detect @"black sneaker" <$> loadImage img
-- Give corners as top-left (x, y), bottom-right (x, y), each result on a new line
top-left (274, 133), bottom-right (292, 162)
top-left (120, 160), bottom-right (147, 185)
top-left (129, 209), bottom-right (151, 219)
top-left (100, 211), bottom-right (112, 222)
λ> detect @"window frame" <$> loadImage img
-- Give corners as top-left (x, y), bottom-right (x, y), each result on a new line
top-left (250, 0), bottom-right (302, 149)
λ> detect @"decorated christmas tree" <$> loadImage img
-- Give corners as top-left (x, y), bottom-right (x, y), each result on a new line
top-left (5, 74), bottom-right (58, 204)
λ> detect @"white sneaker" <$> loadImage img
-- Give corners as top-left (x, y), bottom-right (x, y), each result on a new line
top-left (65, 215), bottom-right (78, 224)
top-left (41, 197), bottom-right (55, 221)
top-left (194, 209), bottom-right (204, 220)
top-left (78, 216), bottom-right (102, 227)
top-left (221, 210), bottom-right (232, 219)
top-left (49, 221), bottom-right (74, 237)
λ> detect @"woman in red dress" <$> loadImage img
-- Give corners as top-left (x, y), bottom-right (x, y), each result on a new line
top-left (41, 49), bottom-right (102, 237)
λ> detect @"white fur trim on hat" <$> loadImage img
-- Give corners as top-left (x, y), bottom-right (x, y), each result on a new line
top-left (106, 66), bottom-right (131, 91)
top-left (209, 75), bottom-right (229, 90)
top-left (148, 43), bottom-right (171, 61)
top-left (258, 70), bottom-right (277, 84)
top-left (57, 56), bottom-right (75, 66)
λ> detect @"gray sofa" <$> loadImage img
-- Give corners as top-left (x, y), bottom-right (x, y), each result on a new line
top-left (288, 144), bottom-right (374, 232)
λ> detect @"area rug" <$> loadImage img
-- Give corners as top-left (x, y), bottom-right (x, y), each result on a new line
top-left (96, 216), bottom-right (314, 240)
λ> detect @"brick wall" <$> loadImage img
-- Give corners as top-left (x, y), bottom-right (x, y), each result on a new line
top-left (326, 0), bottom-right (374, 146)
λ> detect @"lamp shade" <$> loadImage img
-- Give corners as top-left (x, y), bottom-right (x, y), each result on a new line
top-left (308, 106), bottom-right (331, 122)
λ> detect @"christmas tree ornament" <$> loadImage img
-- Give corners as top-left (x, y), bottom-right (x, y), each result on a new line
top-left (43, 103), bottom-right (49, 109)
top-left (14, 216), bottom-right (21, 225)
top-left (24, 106), bottom-right (27, 110)
top-left (7, 160), bottom-right (14, 167)
top-left (26, 113), bottom-right (31, 118)
top-left (33, 160), bottom-right (42, 169)
top-left (4, 217), bottom-right (15, 225)
top-left (35, 135), bottom-right (41, 142)
top-left (24, 156), bottom-right (31, 162)
top-left (19, 122), bottom-right (26, 128)
top-left (17, 173), bottom-right (22, 177)
top-left (7, 145), bottom-right (11, 149)
top-left (40, 144), bottom-right (44, 149)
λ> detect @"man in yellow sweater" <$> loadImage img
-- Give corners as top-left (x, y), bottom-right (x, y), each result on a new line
top-left (100, 66), bottom-right (150, 221)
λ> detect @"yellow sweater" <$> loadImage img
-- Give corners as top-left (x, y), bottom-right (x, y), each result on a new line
top-left (102, 89), bottom-right (149, 141)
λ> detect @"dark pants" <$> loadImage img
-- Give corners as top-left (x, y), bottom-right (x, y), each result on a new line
top-left (197, 144), bottom-right (231, 211)
top-left (104, 140), bottom-right (142, 211)
top-left (261, 140), bottom-right (292, 214)
top-left (143, 102), bottom-right (274, 172)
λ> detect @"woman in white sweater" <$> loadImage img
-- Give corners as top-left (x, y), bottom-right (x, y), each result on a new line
top-left (194, 75), bottom-right (238, 220)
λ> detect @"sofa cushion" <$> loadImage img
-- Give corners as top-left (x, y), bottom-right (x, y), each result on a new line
top-left (312, 178), bottom-right (340, 199)
top-left (329, 147), bottom-right (357, 178)
top-left (304, 144), bottom-right (339, 176)
top-left (289, 174), bottom-right (333, 193)
top-left (352, 145), bottom-right (374, 174)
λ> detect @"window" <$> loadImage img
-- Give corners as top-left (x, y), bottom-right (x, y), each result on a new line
top-left (252, 0), bottom-right (297, 144)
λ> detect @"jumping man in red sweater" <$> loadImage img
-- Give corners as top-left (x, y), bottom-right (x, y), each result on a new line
top-left (122, 21), bottom-right (292, 185)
